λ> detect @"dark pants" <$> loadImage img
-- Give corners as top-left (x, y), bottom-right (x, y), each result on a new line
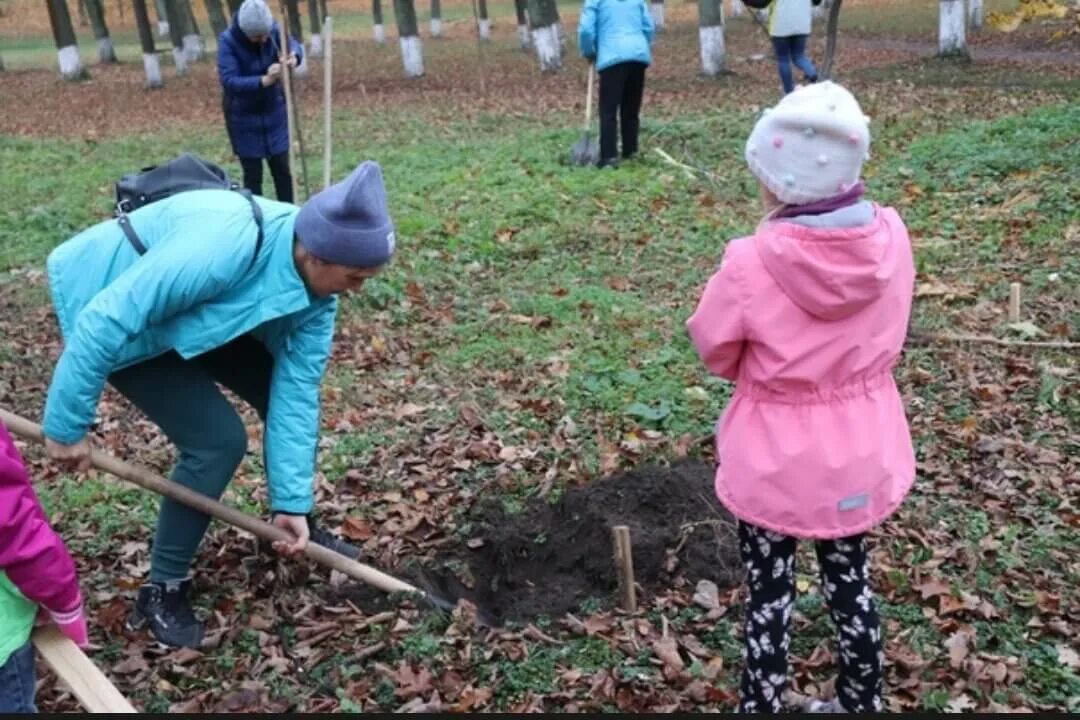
top-left (771, 34), bottom-right (818, 94)
top-left (598, 61), bottom-right (647, 164)
top-left (737, 521), bottom-right (883, 713)
top-left (0, 642), bottom-right (36, 713)
top-left (240, 151), bottom-right (294, 203)
top-left (108, 335), bottom-right (273, 582)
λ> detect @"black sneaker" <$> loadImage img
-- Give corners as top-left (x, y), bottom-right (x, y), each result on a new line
top-left (128, 578), bottom-right (204, 649)
top-left (309, 520), bottom-right (361, 559)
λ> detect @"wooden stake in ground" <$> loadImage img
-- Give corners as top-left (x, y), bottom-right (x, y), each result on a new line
top-left (1008, 282), bottom-right (1021, 323)
top-left (611, 525), bottom-right (637, 613)
top-left (278, 8), bottom-right (300, 202)
top-left (32, 626), bottom-right (137, 713)
top-left (323, 15), bottom-right (333, 190)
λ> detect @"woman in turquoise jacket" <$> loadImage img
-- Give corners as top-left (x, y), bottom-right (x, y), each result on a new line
top-left (578, 0), bottom-right (655, 168)
top-left (43, 160), bottom-right (396, 649)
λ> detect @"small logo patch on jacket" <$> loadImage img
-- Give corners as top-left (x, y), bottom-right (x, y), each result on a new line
top-left (838, 493), bottom-right (869, 511)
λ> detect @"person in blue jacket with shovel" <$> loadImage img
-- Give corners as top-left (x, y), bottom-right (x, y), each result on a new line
top-left (578, 0), bottom-right (655, 168)
top-left (218, 0), bottom-right (304, 202)
top-left (42, 160), bottom-right (396, 649)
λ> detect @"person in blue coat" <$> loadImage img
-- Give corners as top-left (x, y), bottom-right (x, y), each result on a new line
top-left (217, 0), bottom-right (303, 202)
top-left (578, 0), bottom-right (655, 168)
top-left (42, 161), bottom-right (397, 649)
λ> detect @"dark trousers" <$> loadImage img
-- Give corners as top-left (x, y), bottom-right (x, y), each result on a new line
top-left (737, 521), bottom-right (884, 713)
top-left (240, 151), bottom-right (294, 203)
top-left (771, 34), bottom-right (818, 94)
top-left (108, 335), bottom-right (273, 582)
top-left (0, 642), bottom-right (36, 713)
top-left (598, 61), bottom-right (647, 163)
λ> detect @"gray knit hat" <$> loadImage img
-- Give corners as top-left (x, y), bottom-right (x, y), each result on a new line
top-left (237, 0), bottom-right (274, 37)
top-left (294, 161), bottom-right (396, 268)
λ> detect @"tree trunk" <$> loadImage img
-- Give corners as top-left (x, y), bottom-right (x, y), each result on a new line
top-left (968, 0), bottom-right (983, 30)
top-left (820, 0), bottom-right (842, 79)
top-left (204, 0), bottom-right (228, 37)
top-left (477, 0), bottom-right (490, 39)
top-left (319, 0), bottom-right (328, 21)
top-left (47, 0), bottom-right (88, 80)
top-left (133, 0), bottom-right (164, 87)
top-left (0, 54), bottom-right (5, 72)
top-left (154, 0), bottom-right (169, 36)
top-left (393, 0), bottom-right (423, 76)
top-left (373, 0), bottom-right (386, 42)
top-left (226, 0), bottom-right (242, 15)
top-left (163, 0), bottom-right (190, 74)
top-left (307, 0), bottom-right (323, 56)
top-left (528, 0), bottom-right (561, 71)
top-left (650, 0), bottom-right (664, 31)
top-left (178, 0), bottom-right (204, 61)
top-left (84, 0), bottom-right (117, 62)
top-left (430, 0), bottom-right (442, 38)
top-left (514, 0), bottom-right (531, 49)
top-left (77, 0), bottom-right (90, 26)
top-left (938, 0), bottom-right (967, 56)
top-left (284, 0), bottom-right (304, 41)
top-left (698, 0), bottom-right (726, 76)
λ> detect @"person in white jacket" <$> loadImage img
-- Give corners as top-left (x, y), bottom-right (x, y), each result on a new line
top-left (767, 0), bottom-right (818, 94)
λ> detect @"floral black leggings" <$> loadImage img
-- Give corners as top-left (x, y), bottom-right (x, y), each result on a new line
top-left (737, 522), bottom-right (884, 713)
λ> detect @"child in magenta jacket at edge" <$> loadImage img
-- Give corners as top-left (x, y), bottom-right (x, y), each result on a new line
top-left (0, 421), bottom-right (88, 713)
top-left (686, 81), bottom-right (916, 713)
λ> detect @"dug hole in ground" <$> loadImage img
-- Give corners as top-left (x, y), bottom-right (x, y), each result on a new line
top-left (331, 460), bottom-right (743, 624)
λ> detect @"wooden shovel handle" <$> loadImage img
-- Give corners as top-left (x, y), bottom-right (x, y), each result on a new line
top-left (0, 409), bottom-right (420, 598)
top-left (32, 625), bottom-right (137, 713)
top-left (584, 64), bottom-right (595, 130)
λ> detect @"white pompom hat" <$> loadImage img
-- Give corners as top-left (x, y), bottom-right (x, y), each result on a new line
top-left (745, 81), bottom-right (872, 206)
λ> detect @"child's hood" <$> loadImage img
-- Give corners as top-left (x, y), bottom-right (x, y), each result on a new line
top-left (754, 202), bottom-right (902, 321)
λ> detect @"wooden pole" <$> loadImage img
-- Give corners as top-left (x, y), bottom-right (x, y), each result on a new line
top-left (32, 626), bottom-right (137, 713)
top-left (611, 525), bottom-right (637, 613)
top-left (278, 6), bottom-right (300, 202)
top-left (323, 15), bottom-right (333, 190)
top-left (1008, 282), bottom-right (1021, 323)
top-left (0, 409), bottom-right (420, 598)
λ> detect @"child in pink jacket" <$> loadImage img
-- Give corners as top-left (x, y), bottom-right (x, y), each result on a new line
top-left (0, 421), bottom-right (88, 713)
top-left (687, 81), bottom-right (915, 713)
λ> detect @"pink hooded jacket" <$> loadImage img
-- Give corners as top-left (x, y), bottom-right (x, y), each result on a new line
top-left (687, 202), bottom-right (916, 539)
top-left (0, 422), bottom-right (82, 615)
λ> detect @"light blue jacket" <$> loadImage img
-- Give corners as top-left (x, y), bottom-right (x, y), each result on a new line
top-left (43, 190), bottom-right (337, 514)
top-left (578, 0), bottom-right (655, 72)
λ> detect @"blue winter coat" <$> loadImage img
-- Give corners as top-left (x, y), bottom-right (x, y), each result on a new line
top-left (43, 190), bottom-right (336, 515)
top-left (217, 20), bottom-right (304, 160)
top-left (578, 0), bottom-right (655, 72)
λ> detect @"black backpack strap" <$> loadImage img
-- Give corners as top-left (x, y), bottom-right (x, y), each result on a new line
top-left (239, 189), bottom-right (264, 270)
top-left (116, 213), bottom-right (147, 255)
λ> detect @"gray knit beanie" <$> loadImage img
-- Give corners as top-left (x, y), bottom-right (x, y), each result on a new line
top-left (294, 161), bottom-right (396, 268)
top-left (237, 0), bottom-right (274, 37)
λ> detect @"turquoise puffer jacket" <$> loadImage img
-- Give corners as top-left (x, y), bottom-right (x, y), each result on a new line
top-left (578, 0), bottom-right (655, 72)
top-left (43, 189), bottom-right (337, 514)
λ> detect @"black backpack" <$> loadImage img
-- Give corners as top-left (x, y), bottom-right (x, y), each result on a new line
top-left (113, 153), bottom-right (264, 268)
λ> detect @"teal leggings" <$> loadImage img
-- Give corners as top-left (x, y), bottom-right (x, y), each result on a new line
top-left (108, 336), bottom-right (272, 582)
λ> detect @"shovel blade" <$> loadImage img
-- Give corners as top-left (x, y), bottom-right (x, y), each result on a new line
top-left (571, 134), bottom-right (600, 166)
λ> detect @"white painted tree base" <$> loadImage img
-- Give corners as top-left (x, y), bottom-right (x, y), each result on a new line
top-left (651, 2), bottom-right (665, 30)
top-left (157, 20), bottom-right (169, 37)
top-left (699, 24), bottom-right (726, 76)
top-left (97, 37), bottom-right (116, 63)
top-left (479, 18), bottom-right (491, 39)
top-left (374, 23), bottom-right (386, 44)
top-left (143, 52), bottom-right (163, 88)
top-left (57, 45), bottom-right (83, 80)
top-left (968, 0), bottom-right (983, 29)
top-left (182, 33), bottom-right (203, 62)
top-left (295, 54), bottom-right (310, 77)
top-left (533, 23), bottom-right (561, 71)
top-left (518, 24), bottom-right (531, 49)
top-left (730, 0), bottom-right (744, 16)
top-left (172, 47), bottom-right (189, 75)
top-left (310, 33), bottom-right (323, 57)
top-left (431, 18), bottom-right (442, 37)
top-left (400, 35), bottom-right (423, 77)
top-left (938, 0), bottom-right (967, 55)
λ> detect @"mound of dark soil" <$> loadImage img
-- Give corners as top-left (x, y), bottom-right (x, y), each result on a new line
top-left (429, 459), bottom-right (743, 624)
